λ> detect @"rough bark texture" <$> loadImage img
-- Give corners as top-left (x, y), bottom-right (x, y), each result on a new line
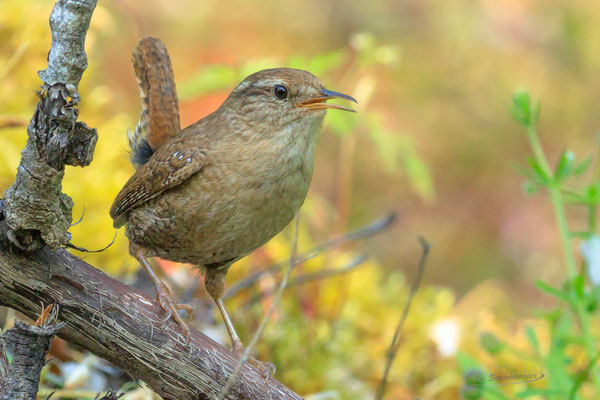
top-left (1, 320), bottom-right (66, 400)
top-left (0, 239), bottom-right (303, 400)
top-left (2, 0), bottom-right (98, 251)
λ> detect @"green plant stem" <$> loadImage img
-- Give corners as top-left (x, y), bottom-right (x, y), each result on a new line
top-left (525, 125), bottom-right (599, 392)
top-left (525, 126), bottom-right (577, 277)
top-left (548, 186), bottom-right (578, 278)
top-left (588, 144), bottom-right (600, 234)
top-left (589, 204), bottom-right (597, 235)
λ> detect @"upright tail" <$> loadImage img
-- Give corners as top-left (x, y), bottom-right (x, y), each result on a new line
top-left (129, 36), bottom-right (181, 169)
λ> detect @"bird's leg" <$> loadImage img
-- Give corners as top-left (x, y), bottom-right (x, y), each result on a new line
top-left (204, 267), bottom-right (276, 379)
top-left (135, 250), bottom-right (194, 344)
top-left (215, 297), bottom-right (244, 352)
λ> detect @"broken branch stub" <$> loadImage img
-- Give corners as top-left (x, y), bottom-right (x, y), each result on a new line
top-left (1, 320), bottom-right (66, 400)
top-left (2, 0), bottom-right (98, 251)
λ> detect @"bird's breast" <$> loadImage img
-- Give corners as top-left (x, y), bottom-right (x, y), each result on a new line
top-left (236, 128), bottom-right (315, 214)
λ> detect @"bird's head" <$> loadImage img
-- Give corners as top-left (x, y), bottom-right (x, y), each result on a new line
top-left (224, 68), bottom-right (356, 137)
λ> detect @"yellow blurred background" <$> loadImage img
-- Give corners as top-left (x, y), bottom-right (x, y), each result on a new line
top-left (2, 0), bottom-right (600, 399)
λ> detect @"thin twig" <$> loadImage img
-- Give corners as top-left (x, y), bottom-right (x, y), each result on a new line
top-left (243, 253), bottom-right (368, 307)
top-left (70, 205), bottom-right (86, 227)
top-left (65, 231), bottom-right (117, 253)
top-left (218, 216), bottom-right (301, 399)
top-left (375, 236), bottom-right (430, 400)
top-left (224, 212), bottom-right (397, 299)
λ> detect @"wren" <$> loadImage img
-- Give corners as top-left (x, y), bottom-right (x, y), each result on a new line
top-left (110, 37), bottom-right (357, 368)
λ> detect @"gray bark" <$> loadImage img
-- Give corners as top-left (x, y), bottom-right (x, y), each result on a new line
top-left (2, 0), bottom-right (98, 251)
top-left (1, 320), bottom-right (65, 400)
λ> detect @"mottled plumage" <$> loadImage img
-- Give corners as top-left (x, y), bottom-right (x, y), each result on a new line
top-left (110, 37), bottom-right (356, 367)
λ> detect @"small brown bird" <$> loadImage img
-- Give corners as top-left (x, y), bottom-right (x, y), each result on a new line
top-left (110, 37), bottom-right (356, 366)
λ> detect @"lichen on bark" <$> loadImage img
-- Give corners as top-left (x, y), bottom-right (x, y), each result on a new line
top-left (2, 0), bottom-right (98, 251)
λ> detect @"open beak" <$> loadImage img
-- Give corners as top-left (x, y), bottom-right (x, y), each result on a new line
top-left (296, 89), bottom-right (358, 112)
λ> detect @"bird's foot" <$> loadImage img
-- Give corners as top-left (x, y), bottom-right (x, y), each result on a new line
top-left (155, 284), bottom-right (194, 345)
top-left (232, 343), bottom-right (276, 380)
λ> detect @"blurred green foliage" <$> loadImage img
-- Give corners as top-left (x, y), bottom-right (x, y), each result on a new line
top-left (454, 90), bottom-right (600, 400)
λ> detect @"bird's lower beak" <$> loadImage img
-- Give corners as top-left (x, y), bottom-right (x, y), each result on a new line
top-left (296, 89), bottom-right (358, 112)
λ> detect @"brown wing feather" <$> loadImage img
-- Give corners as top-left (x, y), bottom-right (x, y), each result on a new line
top-left (110, 136), bottom-right (207, 227)
top-left (130, 36), bottom-right (181, 167)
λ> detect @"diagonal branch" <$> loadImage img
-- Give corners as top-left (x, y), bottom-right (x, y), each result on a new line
top-left (224, 213), bottom-right (397, 300)
top-left (0, 239), bottom-right (302, 400)
top-left (242, 253), bottom-right (368, 307)
top-left (375, 237), bottom-right (430, 400)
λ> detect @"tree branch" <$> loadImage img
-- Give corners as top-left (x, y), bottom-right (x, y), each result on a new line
top-left (2, 0), bottom-right (98, 251)
top-left (0, 319), bottom-right (66, 400)
top-left (0, 238), bottom-right (303, 400)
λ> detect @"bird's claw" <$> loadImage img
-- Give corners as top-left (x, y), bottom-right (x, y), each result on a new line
top-left (233, 345), bottom-right (276, 380)
top-left (156, 285), bottom-right (193, 345)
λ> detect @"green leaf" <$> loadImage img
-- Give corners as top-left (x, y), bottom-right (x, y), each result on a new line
top-left (584, 184), bottom-right (600, 204)
top-left (536, 279), bottom-right (572, 304)
top-left (364, 114), bottom-right (435, 201)
top-left (545, 314), bottom-right (574, 396)
top-left (510, 160), bottom-right (539, 180)
top-left (511, 88), bottom-right (539, 127)
top-left (528, 157), bottom-right (550, 184)
top-left (586, 295), bottom-right (597, 312)
top-left (554, 150), bottom-right (575, 181)
top-left (573, 274), bottom-right (585, 299)
top-left (562, 189), bottom-right (593, 205)
top-left (569, 231), bottom-right (592, 239)
top-left (573, 156), bottom-right (592, 176)
top-left (589, 285), bottom-right (600, 312)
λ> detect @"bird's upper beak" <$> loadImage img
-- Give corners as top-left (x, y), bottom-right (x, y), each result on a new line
top-left (295, 89), bottom-right (358, 112)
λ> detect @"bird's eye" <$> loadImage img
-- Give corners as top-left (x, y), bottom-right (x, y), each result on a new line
top-left (273, 85), bottom-right (288, 100)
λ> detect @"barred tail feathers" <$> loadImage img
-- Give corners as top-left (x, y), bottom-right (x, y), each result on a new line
top-left (129, 36), bottom-right (181, 169)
